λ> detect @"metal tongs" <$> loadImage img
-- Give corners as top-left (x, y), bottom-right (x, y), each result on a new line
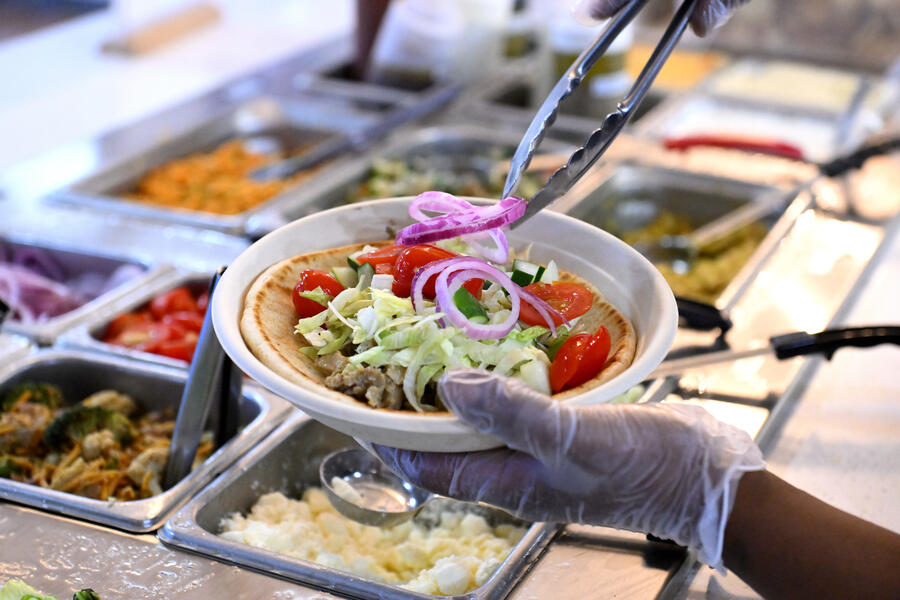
top-left (163, 267), bottom-right (242, 490)
top-left (505, 0), bottom-right (699, 224)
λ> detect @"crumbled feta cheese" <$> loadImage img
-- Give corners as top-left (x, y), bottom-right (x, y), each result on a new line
top-left (219, 490), bottom-right (527, 594)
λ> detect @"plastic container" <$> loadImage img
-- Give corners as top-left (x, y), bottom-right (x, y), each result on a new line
top-left (368, 0), bottom-right (465, 88)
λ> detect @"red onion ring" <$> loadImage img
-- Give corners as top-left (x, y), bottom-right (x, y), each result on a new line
top-left (433, 261), bottom-right (522, 340)
top-left (434, 261), bottom-right (522, 340)
top-left (397, 195), bottom-right (526, 264)
top-left (460, 229), bottom-right (508, 265)
top-left (408, 192), bottom-right (475, 221)
top-left (0, 263), bottom-right (85, 323)
top-left (12, 246), bottom-right (66, 281)
top-left (409, 257), bottom-right (459, 314)
top-left (409, 255), bottom-right (569, 339)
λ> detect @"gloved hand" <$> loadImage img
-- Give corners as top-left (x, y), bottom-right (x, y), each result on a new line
top-left (573, 0), bottom-right (749, 37)
top-left (374, 369), bottom-right (764, 571)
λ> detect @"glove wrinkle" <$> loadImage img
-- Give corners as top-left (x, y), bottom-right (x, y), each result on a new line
top-left (377, 369), bottom-right (765, 570)
top-left (571, 0), bottom-right (748, 37)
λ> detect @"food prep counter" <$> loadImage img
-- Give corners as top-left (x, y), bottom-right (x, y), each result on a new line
top-left (1, 5), bottom-right (898, 600)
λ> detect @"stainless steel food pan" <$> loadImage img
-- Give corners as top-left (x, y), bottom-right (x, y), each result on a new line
top-left (459, 67), bottom-right (676, 146)
top-left (160, 414), bottom-right (558, 600)
top-left (59, 270), bottom-right (211, 370)
top-left (0, 235), bottom-right (169, 345)
top-left (560, 163), bottom-right (811, 310)
top-left (0, 350), bottom-right (289, 532)
top-left (0, 333), bottom-right (32, 364)
top-left (249, 123), bottom-right (574, 235)
top-left (294, 58), bottom-right (443, 108)
top-left (469, 77), bottom-right (670, 139)
top-left (49, 96), bottom-right (346, 234)
top-left (632, 92), bottom-right (875, 163)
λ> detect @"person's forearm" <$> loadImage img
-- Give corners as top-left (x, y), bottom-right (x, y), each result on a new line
top-left (723, 470), bottom-right (900, 600)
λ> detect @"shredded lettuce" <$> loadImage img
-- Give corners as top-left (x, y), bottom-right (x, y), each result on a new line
top-left (506, 325), bottom-right (549, 343)
top-left (293, 262), bottom-right (568, 410)
top-left (0, 580), bottom-right (57, 600)
top-left (294, 286), bottom-right (333, 306)
top-left (294, 310), bottom-right (328, 335)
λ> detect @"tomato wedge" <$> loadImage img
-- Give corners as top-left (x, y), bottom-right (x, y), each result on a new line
top-left (102, 284), bottom-right (208, 363)
top-left (519, 282), bottom-right (593, 327)
top-left (104, 312), bottom-right (152, 340)
top-left (292, 269), bottom-right (345, 318)
top-left (162, 311), bottom-right (204, 333)
top-left (149, 336), bottom-right (199, 362)
top-left (149, 287), bottom-right (197, 319)
top-left (549, 326), bottom-right (611, 393)
top-left (392, 244), bottom-right (483, 299)
top-left (356, 245), bottom-right (403, 267)
top-left (116, 321), bottom-right (179, 350)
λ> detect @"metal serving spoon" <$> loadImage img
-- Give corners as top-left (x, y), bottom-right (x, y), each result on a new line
top-left (320, 448), bottom-right (435, 527)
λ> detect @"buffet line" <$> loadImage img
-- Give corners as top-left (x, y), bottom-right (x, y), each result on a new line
top-left (0, 33), bottom-right (898, 599)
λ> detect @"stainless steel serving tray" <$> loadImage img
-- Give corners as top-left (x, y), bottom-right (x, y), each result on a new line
top-left (59, 270), bottom-right (211, 369)
top-left (247, 123), bottom-right (575, 236)
top-left (160, 413), bottom-right (558, 600)
top-left (48, 96), bottom-right (362, 235)
top-left (0, 235), bottom-right (170, 345)
top-left (0, 333), bottom-right (32, 364)
top-left (557, 162), bottom-right (811, 314)
top-left (632, 92), bottom-right (879, 163)
top-left (698, 57), bottom-right (872, 118)
top-left (0, 350), bottom-right (289, 532)
top-left (464, 74), bottom-right (671, 146)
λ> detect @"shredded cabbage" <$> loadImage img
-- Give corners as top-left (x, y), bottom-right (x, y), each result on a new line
top-left (294, 286), bottom-right (333, 306)
top-left (295, 282), bottom-right (562, 411)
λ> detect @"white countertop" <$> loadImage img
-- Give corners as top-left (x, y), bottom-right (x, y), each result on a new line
top-left (0, 0), bottom-right (351, 173)
top-left (0, 3), bottom-right (897, 599)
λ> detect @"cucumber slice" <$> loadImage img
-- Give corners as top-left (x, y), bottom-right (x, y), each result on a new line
top-left (331, 266), bottom-right (358, 288)
top-left (511, 259), bottom-right (542, 287)
top-left (356, 263), bottom-right (375, 289)
top-left (513, 259), bottom-right (541, 277)
top-left (347, 257), bottom-right (362, 270)
top-left (510, 271), bottom-right (533, 287)
top-left (539, 260), bottom-right (559, 283)
top-left (453, 287), bottom-right (489, 324)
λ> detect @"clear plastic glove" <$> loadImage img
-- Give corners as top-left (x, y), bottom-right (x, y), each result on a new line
top-left (573, 0), bottom-right (749, 37)
top-left (374, 369), bottom-right (764, 570)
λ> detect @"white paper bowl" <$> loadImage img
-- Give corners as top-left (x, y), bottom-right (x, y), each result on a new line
top-left (213, 198), bottom-right (677, 452)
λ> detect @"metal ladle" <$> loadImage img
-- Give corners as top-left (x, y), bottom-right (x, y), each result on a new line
top-left (320, 448), bottom-right (435, 527)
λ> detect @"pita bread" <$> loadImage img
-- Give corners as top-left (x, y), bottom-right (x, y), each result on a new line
top-left (240, 242), bottom-right (637, 411)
